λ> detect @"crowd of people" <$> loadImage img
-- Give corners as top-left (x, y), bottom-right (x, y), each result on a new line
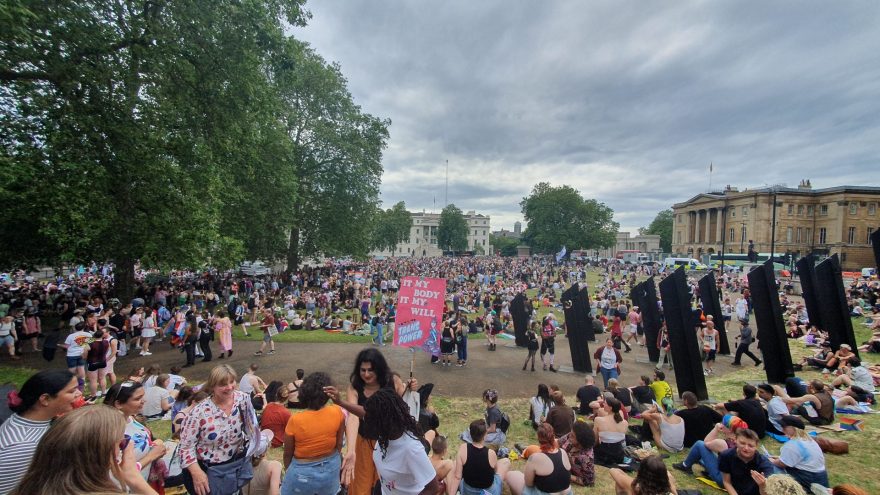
top-left (0, 257), bottom-right (878, 495)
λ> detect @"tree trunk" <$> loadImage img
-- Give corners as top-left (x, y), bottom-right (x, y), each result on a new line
top-left (114, 257), bottom-right (136, 302)
top-left (286, 228), bottom-right (300, 273)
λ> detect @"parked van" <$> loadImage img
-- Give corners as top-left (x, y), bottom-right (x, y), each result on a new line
top-left (663, 257), bottom-right (708, 271)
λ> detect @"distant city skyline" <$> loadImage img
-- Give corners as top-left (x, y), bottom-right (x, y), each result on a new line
top-left (296, 1), bottom-right (880, 232)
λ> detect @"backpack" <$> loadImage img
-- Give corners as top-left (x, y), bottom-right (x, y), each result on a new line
top-left (497, 411), bottom-right (511, 434)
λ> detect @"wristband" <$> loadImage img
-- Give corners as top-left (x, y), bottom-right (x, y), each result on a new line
top-left (135, 462), bottom-right (142, 471)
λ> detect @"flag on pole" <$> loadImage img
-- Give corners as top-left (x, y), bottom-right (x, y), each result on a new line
top-left (555, 246), bottom-right (567, 263)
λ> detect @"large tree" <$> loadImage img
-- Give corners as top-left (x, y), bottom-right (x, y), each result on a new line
top-left (520, 182), bottom-right (618, 254)
top-left (490, 234), bottom-right (519, 257)
top-left (437, 204), bottom-right (469, 253)
top-left (277, 41), bottom-right (390, 271)
top-left (0, 1), bottom-right (308, 297)
top-left (371, 201), bottom-right (413, 256)
top-left (639, 209), bottom-right (674, 252)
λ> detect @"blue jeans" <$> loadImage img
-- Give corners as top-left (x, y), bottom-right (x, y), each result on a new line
top-left (457, 338), bottom-right (468, 362)
top-left (372, 324), bottom-right (384, 345)
top-left (683, 441), bottom-right (722, 485)
top-left (280, 452), bottom-right (341, 495)
top-left (786, 467), bottom-right (828, 491)
top-left (599, 367), bottom-right (618, 388)
top-left (460, 473), bottom-right (502, 495)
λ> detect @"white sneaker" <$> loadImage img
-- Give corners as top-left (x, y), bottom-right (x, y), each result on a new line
top-left (142, 351), bottom-right (152, 356)
top-left (139, 351), bottom-right (146, 356)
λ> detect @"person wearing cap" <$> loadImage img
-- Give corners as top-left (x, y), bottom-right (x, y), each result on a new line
top-left (731, 318), bottom-right (762, 367)
top-left (768, 415), bottom-right (829, 491)
top-left (824, 344), bottom-right (858, 371)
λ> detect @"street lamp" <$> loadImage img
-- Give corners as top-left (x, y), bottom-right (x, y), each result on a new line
top-left (740, 222), bottom-right (746, 253)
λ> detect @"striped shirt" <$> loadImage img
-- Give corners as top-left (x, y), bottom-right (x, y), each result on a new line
top-left (0, 414), bottom-right (52, 494)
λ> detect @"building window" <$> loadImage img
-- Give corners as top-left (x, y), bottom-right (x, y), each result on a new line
top-left (868, 227), bottom-right (875, 244)
top-left (741, 225), bottom-right (747, 242)
top-left (807, 205), bottom-right (814, 216)
top-left (786, 227), bottom-right (793, 243)
top-left (796, 227), bottom-right (803, 243)
top-left (819, 227), bottom-right (827, 244)
top-left (869, 203), bottom-right (877, 215)
top-left (806, 228), bottom-right (812, 244)
top-left (848, 226), bottom-right (856, 244)
top-left (677, 232), bottom-right (682, 244)
top-left (677, 214), bottom-right (682, 224)
top-left (797, 205), bottom-right (804, 216)
top-left (849, 202), bottom-right (858, 215)
top-left (820, 204), bottom-right (828, 216)
top-left (729, 228), bottom-right (735, 243)
top-left (787, 204), bottom-right (794, 215)
top-left (742, 206), bottom-right (748, 217)
top-left (731, 209), bottom-right (736, 218)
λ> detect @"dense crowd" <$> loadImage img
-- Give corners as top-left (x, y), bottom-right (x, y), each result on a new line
top-left (0, 257), bottom-right (878, 495)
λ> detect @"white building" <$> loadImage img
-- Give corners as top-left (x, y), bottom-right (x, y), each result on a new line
top-left (595, 231), bottom-right (663, 259)
top-left (371, 210), bottom-right (492, 258)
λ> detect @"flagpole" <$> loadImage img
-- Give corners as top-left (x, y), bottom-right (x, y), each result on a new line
top-left (709, 162), bottom-right (713, 192)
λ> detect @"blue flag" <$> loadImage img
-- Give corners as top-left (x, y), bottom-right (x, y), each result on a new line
top-left (555, 246), bottom-right (567, 263)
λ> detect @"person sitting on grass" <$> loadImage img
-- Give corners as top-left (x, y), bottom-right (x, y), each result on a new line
top-left (673, 428), bottom-right (774, 495)
top-left (545, 390), bottom-right (576, 439)
top-left (780, 380), bottom-right (835, 426)
top-left (767, 415), bottom-right (828, 492)
top-left (675, 391), bottom-right (722, 449)
top-left (428, 435), bottom-right (456, 495)
top-left (830, 360), bottom-right (876, 404)
top-left (460, 389), bottom-right (507, 447)
top-left (701, 414), bottom-right (750, 454)
top-left (452, 419), bottom-right (510, 495)
top-left (593, 397), bottom-right (629, 467)
top-left (505, 422), bottom-right (572, 495)
top-left (559, 420), bottom-right (596, 487)
top-left (609, 454), bottom-right (677, 495)
top-left (639, 399), bottom-right (684, 453)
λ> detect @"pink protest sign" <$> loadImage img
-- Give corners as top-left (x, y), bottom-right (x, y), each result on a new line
top-left (394, 276), bottom-right (447, 356)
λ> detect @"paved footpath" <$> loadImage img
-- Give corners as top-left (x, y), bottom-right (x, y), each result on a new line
top-left (10, 330), bottom-right (745, 399)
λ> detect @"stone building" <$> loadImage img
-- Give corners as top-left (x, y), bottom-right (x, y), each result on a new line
top-left (671, 180), bottom-right (880, 270)
top-left (370, 210), bottom-right (491, 258)
top-left (596, 232), bottom-right (663, 259)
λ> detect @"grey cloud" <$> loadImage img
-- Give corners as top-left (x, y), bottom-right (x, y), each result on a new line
top-left (296, 0), bottom-right (880, 230)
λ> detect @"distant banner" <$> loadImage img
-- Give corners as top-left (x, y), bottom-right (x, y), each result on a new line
top-left (394, 276), bottom-right (447, 356)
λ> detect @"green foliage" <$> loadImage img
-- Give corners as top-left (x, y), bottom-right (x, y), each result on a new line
top-left (371, 201), bottom-right (413, 255)
top-left (277, 41), bottom-right (390, 270)
top-left (0, 1), bottom-right (389, 289)
top-left (639, 209), bottom-right (674, 252)
top-left (437, 204), bottom-right (469, 253)
top-left (520, 182), bottom-right (618, 254)
top-left (490, 233), bottom-right (519, 257)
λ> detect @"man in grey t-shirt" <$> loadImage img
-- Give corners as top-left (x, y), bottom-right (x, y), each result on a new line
top-left (731, 318), bottom-right (761, 366)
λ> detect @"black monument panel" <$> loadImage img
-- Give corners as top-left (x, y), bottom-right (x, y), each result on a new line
top-left (510, 292), bottom-right (530, 347)
top-left (815, 255), bottom-right (859, 358)
top-left (795, 256), bottom-right (824, 333)
top-left (747, 262), bottom-right (794, 383)
top-left (562, 283), bottom-right (592, 373)
top-left (698, 272), bottom-right (730, 355)
top-left (659, 268), bottom-right (708, 400)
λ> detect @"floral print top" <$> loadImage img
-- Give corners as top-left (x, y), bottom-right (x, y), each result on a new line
top-left (179, 390), bottom-right (256, 467)
top-left (559, 432), bottom-right (595, 486)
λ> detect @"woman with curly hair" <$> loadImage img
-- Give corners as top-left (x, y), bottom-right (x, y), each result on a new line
top-left (609, 455), bottom-right (677, 495)
top-left (364, 388), bottom-right (439, 495)
top-left (280, 372), bottom-right (345, 495)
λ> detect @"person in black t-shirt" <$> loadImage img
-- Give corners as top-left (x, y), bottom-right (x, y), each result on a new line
top-left (713, 384), bottom-right (767, 438)
top-left (675, 391), bottom-right (722, 447)
top-left (575, 375), bottom-right (601, 415)
top-left (629, 375), bottom-right (656, 413)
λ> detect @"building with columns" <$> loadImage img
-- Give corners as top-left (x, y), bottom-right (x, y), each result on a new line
top-left (370, 210), bottom-right (492, 258)
top-left (671, 181), bottom-right (880, 270)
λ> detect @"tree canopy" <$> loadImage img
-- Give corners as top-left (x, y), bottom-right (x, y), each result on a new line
top-left (0, 1), bottom-right (389, 296)
top-left (437, 204), bottom-right (469, 253)
top-left (490, 234), bottom-right (519, 257)
top-left (520, 182), bottom-right (618, 254)
top-left (639, 209), bottom-right (674, 252)
top-left (371, 201), bottom-right (413, 255)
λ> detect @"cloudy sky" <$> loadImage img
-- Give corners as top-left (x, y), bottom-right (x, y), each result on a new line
top-left (294, 1), bottom-right (880, 233)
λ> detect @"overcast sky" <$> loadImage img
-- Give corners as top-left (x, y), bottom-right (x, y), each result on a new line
top-left (294, 1), bottom-right (880, 233)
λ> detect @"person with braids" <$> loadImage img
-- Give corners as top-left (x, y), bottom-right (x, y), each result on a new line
top-left (364, 388), bottom-right (439, 495)
top-left (506, 422), bottom-right (572, 495)
top-left (0, 369), bottom-right (81, 494)
top-left (609, 455), bottom-right (677, 495)
top-left (280, 372), bottom-right (345, 495)
top-left (323, 348), bottom-right (415, 495)
top-left (593, 397), bottom-right (628, 466)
